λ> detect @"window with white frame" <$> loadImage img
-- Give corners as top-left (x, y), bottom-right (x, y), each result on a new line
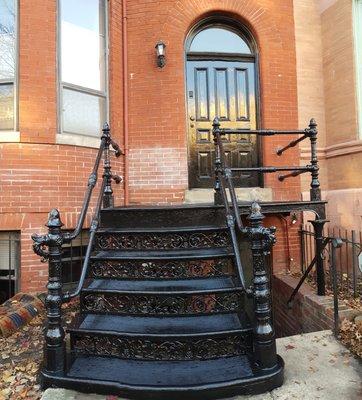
top-left (0, 0), bottom-right (17, 131)
top-left (354, 0), bottom-right (362, 138)
top-left (59, 0), bottom-right (108, 137)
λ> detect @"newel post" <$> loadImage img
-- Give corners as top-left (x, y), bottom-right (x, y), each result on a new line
top-left (32, 209), bottom-right (66, 376)
top-left (308, 118), bottom-right (321, 202)
top-left (102, 123), bottom-right (114, 208)
top-left (247, 202), bottom-right (278, 370)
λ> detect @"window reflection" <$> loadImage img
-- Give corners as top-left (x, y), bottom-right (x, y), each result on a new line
top-left (0, 0), bottom-right (16, 131)
top-left (189, 27), bottom-right (251, 54)
top-left (60, 0), bottom-right (107, 136)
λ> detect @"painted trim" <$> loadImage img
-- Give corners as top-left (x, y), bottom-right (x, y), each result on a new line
top-left (56, 133), bottom-right (100, 149)
top-left (0, 131), bottom-right (20, 143)
top-left (353, 0), bottom-right (362, 139)
top-left (300, 139), bottom-right (362, 159)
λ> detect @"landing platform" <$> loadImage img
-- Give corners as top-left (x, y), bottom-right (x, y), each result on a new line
top-left (41, 331), bottom-right (361, 400)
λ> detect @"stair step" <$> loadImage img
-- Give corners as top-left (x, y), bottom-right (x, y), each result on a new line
top-left (68, 355), bottom-right (253, 387)
top-left (89, 248), bottom-right (235, 280)
top-left (83, 277), bottom-right (239, 294)
top-left (94, 227), bottom-right (231, 251)
top-left (100, 205), bottom-right (227, 229)
top-left (91, 247), bottom-right (234, 260)
top-left (69, 313), bottom-right (253, 361)
top-left (69, 313), bottom-right (250, 336)
top-left (97, 226), bottom-right (227, 233)
top-left (80, 277), bottom-right (244, 316)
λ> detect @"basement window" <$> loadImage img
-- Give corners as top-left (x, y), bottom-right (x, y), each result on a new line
top-left (58, 0), bottom-right (108, 137)
top-left (0, 232), bottom-right (20, 304)
top-left (0, 0), bottom-right (17, 132)
top-left (62, 230), bottom-right (89, 291)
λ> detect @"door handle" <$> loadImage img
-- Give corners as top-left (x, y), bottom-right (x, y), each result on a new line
top-left (190, 116), bottom-right (195, 121)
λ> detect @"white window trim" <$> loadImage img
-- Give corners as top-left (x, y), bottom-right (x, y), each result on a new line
top-left (353, 0), bottom-right (362, 139)
top-left (56, 0), bottom-right (109, 147)
top-left (0, 0), bottom-right (19, 133)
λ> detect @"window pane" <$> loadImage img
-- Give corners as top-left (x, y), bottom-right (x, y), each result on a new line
top-left (62, 88), bottom-right (106, 136)
top-left (189, 27), bottom-right (251, 54)
top-left (60, 0), bottom-right (106, 91)
top-left (0, 0), bottom-right (16, 80)
top-left (0, 83), bottom-right (14, 130)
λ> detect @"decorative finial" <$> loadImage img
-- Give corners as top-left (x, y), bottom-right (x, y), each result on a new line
top-left (45, 208), bottom-right (63, 228)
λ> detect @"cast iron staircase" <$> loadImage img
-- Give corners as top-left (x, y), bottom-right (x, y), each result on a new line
top-left (32, 119), bottom-right (324, 399)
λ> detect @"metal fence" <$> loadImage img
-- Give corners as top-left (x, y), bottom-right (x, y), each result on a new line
top-left (300, 225), bottom-right (362, 299)
top-left (0, 232), bottom-right (21, 304)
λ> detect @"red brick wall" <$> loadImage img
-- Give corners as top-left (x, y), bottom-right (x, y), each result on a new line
top-left (273, 275), bottom-right (356, 337)
top-left (0, 0), bottom-right (301, 293)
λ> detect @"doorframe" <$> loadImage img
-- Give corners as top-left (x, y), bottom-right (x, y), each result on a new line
top-left (184, 16), bottom-right (263, 189)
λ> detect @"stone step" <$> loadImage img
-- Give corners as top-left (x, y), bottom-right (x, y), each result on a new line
top-left (184, 188), bottom-right (273, 204)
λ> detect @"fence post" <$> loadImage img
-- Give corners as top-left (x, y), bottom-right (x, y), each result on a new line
top-left (247, 202), bottom-right (278, 370)
top-left (32, 209), bottom-right (65, 376)
top-left (212, 117), bottom-right (223, 206)
top-left (310, 219), bottom-right (327, 296)
top-left (331, 238), bottom-right (343, 336)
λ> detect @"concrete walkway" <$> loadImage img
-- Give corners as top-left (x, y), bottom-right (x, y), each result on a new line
top-left (42, 330), bottom-right (361, 400)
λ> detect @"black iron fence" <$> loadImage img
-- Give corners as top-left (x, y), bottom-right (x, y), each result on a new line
top-left (300, 225), bottom-right (362, 299)
top-left (0, 232), bottom-right (20, 304)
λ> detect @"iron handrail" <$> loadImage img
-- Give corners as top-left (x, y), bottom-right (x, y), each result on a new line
top-left (63, 177), bottom-right (106, 302)
top-left (63, 123), bottom-right (122, 244)
top-left (213, 120), bottom-right (248, 292)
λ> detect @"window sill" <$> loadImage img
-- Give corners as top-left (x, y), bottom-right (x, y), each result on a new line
top-left (56, 132), bottom-right (101, 149)
top-left (0, 131), bottom-right (20, 143)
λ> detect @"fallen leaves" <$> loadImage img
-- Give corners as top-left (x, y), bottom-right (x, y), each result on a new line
top-left (339, 318), bottom-right (362, 358)
top-left (0, 299), bottom-right (78, 400)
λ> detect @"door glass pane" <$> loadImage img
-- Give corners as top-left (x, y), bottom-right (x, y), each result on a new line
top-left (0, 0), bottom-right (16, 80)
top-left (62, 88), bottom-right (106, 136)
top-left (60, 0), bottom-right (106, 91)
top-left (0, 83), bottom-right (14, 130)
top-left (189, 28), bottom-right (251, 54)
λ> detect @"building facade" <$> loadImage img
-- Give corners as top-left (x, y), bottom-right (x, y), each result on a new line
top-left (0, 0), bottom-right (360, 297)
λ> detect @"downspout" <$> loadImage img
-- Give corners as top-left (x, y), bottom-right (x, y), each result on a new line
top-left (122, 0), bottom-right (129, 205)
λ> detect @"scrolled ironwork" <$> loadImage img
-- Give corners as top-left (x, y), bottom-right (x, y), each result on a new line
top-left (82, 291), bottom-right (243, 315)
top-left (72, 334), bottom-right (251, 361)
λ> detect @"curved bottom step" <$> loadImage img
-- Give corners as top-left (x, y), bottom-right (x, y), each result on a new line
top-left (41, 355), bottom-right (284, 400)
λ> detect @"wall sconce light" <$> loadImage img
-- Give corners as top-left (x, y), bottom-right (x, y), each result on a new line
top-left (155, 41), bottom-right (166, 68)
top-left (291, 212), bottom-right (298, 225)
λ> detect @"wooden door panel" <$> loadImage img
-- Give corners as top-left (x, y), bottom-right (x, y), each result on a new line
top-left (188, 60), bottom-right (258, 188)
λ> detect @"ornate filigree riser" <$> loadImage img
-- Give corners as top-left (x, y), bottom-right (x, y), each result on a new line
top-left (89, 258), bottom-right (235, 280)
top-left (94, 231), bottom-right (230, 251)
top-left (71, 333), bottom-right (252, 361)
top-left (81, 292), bottom-right (243, 316)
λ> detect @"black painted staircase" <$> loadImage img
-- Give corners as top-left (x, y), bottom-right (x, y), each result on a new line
top-left (36, 205), bottom-right (284, 399)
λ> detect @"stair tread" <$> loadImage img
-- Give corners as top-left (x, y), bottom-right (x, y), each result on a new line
top-left (91, 247), bottom-right (234, 260)
top-left (83, 277), bottom-right (239, 293)
top-left (96, 226), bottom-right (227, 233)
top-left (68, 355), bottom-right (253, 386)
top-left (69, 313), bottom-right (251, 336)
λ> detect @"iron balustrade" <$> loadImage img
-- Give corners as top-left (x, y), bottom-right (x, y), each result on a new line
top-left (212, 117), bottom-right (327, 298)
top-left (31, 123), bottom-right (122, 375)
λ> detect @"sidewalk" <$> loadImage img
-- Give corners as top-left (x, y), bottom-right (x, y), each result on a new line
top-left (42, 330), bottom-right (361, 400)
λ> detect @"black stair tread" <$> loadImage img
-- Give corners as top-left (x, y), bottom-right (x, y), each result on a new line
top-left (83, 277), bottom-right (239, 293)
top-left (69, 313), bottom-right (251, 336)
top-left (91, 247), bottom-right (234, 260)
top-left (68, 355), bottom-right (253, 386)
top-left (96, 226), bottom-right (227, 233)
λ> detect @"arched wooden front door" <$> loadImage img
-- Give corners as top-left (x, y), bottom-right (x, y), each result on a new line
top-left (186, 24), bottom-right (259, 188)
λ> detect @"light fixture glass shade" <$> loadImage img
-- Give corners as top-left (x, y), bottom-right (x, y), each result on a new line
top-left (155, 41), bottom-right (166, 56)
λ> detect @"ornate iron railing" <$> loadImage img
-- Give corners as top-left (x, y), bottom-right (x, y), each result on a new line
top-left (211, 117), bottom-right (327, 297)
top-left (31, 124), bottom-right (122, 374)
